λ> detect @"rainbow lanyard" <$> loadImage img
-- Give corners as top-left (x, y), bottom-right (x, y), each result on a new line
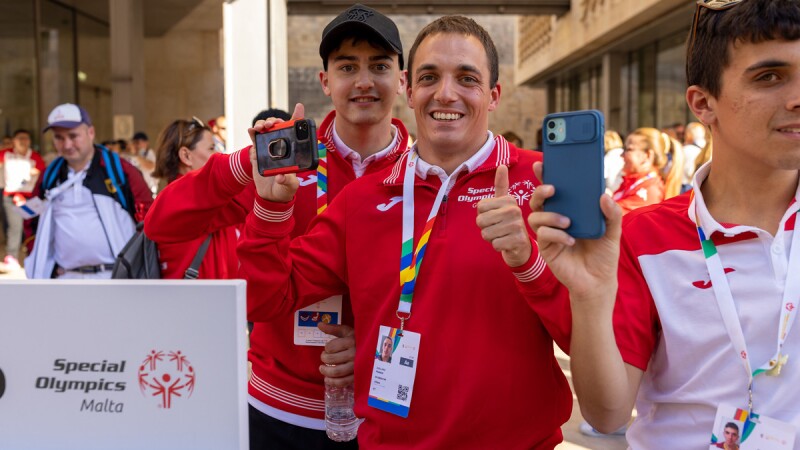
top-left (612, 171), bottom-right (657, 201)
top-left (316, 141), bottom-right (328, 215)
top-left (691, 189), bottom-right (800, 411)
top-left (397, 151), bottom-right (452, 329)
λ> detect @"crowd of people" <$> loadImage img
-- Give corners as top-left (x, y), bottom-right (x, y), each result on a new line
top-left (0, 0), bottom-right (798, 449)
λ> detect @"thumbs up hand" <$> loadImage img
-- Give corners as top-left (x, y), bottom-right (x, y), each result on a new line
top-left (476, 165), bottom-right (532, 267)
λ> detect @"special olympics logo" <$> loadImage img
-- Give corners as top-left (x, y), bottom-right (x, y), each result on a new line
top-left (138, 350), bottom-right (196, 409)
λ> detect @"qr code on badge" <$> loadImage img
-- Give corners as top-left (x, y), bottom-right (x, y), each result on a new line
top-left (397, 384), bottom-right (409, 401)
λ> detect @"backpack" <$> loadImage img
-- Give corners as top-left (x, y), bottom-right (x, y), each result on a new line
top-left (111, 222), bottom-right (211, 280)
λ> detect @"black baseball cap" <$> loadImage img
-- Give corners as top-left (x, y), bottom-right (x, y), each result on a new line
top-left (319, 4), bottom-right (403, 69)
top-left (132, 131), bottom-right (148, 141)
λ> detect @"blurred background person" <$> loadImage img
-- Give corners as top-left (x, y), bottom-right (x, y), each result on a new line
top-left (251, 108), bottom-right (290, 127)
top-left (681, 121), bottom-right (707, 192)
top-left (209, 115), bottom-right (227, 153)
top-left (145, 117), bottom-right (243, 282)
top-left (501, 130), bottom-right (523, 148)
top-left (613, 127), bottom-right (666, 215)
top-left (603, 130), bottom-right (624, 194)
top-left (0, 129), bottom-right (45, 269)
top-left (130, 131), bottom-right (158, 196)
top-left (663, 136), bottom-right (684, 199)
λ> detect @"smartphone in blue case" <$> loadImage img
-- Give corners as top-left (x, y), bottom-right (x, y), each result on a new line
top-left (542, 110), bottom-right (606, 239)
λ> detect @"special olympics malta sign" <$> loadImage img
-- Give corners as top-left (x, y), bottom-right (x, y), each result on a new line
top-left (0, 280), bottom-right (248, 450)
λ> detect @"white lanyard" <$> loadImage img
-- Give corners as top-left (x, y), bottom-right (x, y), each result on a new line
top-left (397, 151), bottom-right (453, 325)
top-left (695, 195), bottom-right (800, 411)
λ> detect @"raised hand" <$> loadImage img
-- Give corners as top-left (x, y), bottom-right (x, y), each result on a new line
top-left (476, 165), bottom-right (532, 267)
top-left (247, 103), bottom-right (304, 203)
top-left (527, 161), bottom-right (622, 301)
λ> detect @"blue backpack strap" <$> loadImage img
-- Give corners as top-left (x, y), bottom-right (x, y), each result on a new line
top-left (99, 147), bottom-right (128, 210)
top-left (42, 157), bottom-right (65, 191)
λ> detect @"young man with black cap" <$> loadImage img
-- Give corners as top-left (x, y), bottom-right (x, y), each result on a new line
top-left (240, 15), bottom-right (571, 449)
top-left (25, 103), bottom-right (152, 279)
top-left (144, 4), bottom-right (408, 448)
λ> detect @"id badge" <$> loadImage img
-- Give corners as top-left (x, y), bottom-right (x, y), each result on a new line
top-left (13, 197), bottom-right (47, 219)
top-left (367, 325), bottom-right (421, 418)
top-left (709, 404), bottom-right (796, 449)
top-left (293, 295), bottom-right (342, 346)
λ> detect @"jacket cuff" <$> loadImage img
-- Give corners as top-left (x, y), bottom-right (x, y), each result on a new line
top-left (229, 146), bottom-right (254, 186)
top-left (248, 194), bottom-right (295, 236)
top-left (510, 239), bottom-right (559, 296)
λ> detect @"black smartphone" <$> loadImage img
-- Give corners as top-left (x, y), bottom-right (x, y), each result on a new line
top-left (255, 118), bottom-right (318, 176)
top-left (542, 110), bottom-right (606, 239)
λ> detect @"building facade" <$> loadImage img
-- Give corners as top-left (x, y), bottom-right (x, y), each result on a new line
top-left (517, 0), bottom-right (696, 135)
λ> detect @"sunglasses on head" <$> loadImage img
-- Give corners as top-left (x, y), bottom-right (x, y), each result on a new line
top-left (187, 116), bottom-right (205, 132)
top-left (688, 0), bottom-right (745, 59)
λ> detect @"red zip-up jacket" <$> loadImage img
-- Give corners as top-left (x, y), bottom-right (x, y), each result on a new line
top-left (238, 136), bottom-right (573, 449)
top-left (145, 110), bottom-right (410, 423)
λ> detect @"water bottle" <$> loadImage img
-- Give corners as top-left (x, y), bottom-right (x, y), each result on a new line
top-left (325, 383), bottom-right (359, 442)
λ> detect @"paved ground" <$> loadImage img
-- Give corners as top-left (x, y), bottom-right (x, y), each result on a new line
top-left (1, 261), bottom-right (629, 449)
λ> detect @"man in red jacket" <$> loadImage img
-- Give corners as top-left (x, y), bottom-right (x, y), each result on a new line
top-left (240, 16), bottom-right (571, 449)
top-left (145, 4), bottom-right (409, 449)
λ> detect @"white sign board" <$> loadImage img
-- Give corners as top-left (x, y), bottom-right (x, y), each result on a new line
top-left (0, 280), bottom-right (248, 450)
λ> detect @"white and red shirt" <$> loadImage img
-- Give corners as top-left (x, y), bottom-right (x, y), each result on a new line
top-left (615, 163), bottom-right (800, 449)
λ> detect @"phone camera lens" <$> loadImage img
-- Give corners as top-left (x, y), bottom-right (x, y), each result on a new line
top-left (548, 132), bottom-right (556, 141)
top-left (295, 121), bottom-right (310, 141)
top-left (547, 121), bottom-right (555, 129)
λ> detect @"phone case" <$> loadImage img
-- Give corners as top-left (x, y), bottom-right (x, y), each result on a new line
top-left (255, 118), bottom-right (318, 177)
top-left (542, 110), bottom-right (606, 239)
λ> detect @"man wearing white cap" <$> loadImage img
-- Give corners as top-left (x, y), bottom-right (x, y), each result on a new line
top-left (24, 103), bottom-right (153, 279)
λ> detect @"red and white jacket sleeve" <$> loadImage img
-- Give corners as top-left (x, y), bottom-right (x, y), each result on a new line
top-left (238, 190), bottom-right (350, 323)
top-left (510, 236), bottom-right (573, 353)
top-left (145, 148), bottom-right (254, 243)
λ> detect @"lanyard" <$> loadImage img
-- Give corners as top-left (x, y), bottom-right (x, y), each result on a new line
top-left (691, 190), bottom-right (800, 412)
top-left (397, 151), bottom-right (451, 330)
top-left (316, 141), bottom-right (328, 215)
top-left (613, 172), bottom-right (656, 201)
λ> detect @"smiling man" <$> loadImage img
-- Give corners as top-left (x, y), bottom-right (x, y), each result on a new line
top-left (239, 15), bottom-right (571, 449)
top-left (529, 0), bottom-right (800, 448)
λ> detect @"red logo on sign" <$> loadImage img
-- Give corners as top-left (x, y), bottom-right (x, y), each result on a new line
top-left (138, 350), bottom-right (196, 408)
top-left (691, 268), bottom-right (735, 289)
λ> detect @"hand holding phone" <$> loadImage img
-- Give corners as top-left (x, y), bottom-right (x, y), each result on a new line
top-left (255, 118), bottom-right (318, 178)
top-left (541, 110), bottom-right (605, 239)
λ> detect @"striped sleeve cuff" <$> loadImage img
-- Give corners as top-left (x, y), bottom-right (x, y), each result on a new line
top-left (510, 238), bottom-right (547, 283)
top-left (247, 194), bottom-right (295, 236)
top-left (229, 146), bottom-right (254, 186)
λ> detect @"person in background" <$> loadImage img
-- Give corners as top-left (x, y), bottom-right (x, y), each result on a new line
top-left (1, 136), bottom-right (12, 148)
top-left (501, 130), bottom-right (523, 148)
top-left (682, 121), bottom-right (708, 192)
top-left (252, 108), bottom-right (291, 127)
top-left (210, 115), bottom-right (227, 153)
top-left (663, 136), bottom-right (684, 199)
top-left (613, 127), bottom-right (666, 215)
top-left (25, 103), bottom-right (152, 279)
top-left (130, 131), bottom-right (158, 195)
top-left (0, 129), bottom-right (45, 269)
top-left (603, 130), bottom-right (624, 194)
